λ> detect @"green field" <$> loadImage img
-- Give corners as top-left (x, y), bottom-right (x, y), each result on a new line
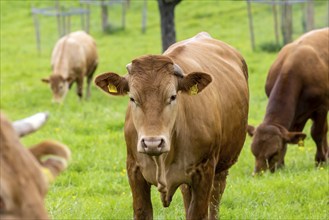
top-left (1, 0), bottom-right (328, 219)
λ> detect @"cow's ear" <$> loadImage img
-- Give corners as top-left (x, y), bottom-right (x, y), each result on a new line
top-left (94, 72), bottom-right (129, 96)
top-left (283, 132), bottom-right (307, 144)
top-left (178, 72), bottom-right (212, 95)
top-left (65, 76), bottom-right (73, 83)
top-left (41, 78), bottom-right (50, 83)
top-left (247, 125), bottom-right (256, 137)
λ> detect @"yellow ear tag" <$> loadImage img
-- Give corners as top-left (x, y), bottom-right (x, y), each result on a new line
top-left (108, 84), bottom-right (118, 93)
top-left (298, 139), bottom-right (304, 147)
top-left (189, 84), bottom-right (198, 95)
top-left (41, 167), bottom-right (54, 183)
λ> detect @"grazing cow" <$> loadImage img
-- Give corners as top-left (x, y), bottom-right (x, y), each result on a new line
top-left (95, 32), bottom-right (249, 219)
top-left (42, 31), bottom-right (98, 103)
top-left (247, 28), bottom-right (329, 174)
top-left (0, 113), bottom-right (70, 219)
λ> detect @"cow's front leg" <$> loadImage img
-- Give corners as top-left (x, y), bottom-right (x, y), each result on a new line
top-left (311, 110), bottom-right (328, 165)
top-left (86, 63), bottom-right (98, 100)
top-left (180, 184), bottom-right (192, 218)
top-left (76, 77), bottom-right (83, 99)
top-left (127, 158), bottom-right (153, 220)
top-left (209, 170), bottom-right (228, 220)
top-left (187, 163), bottom-right (215, 219)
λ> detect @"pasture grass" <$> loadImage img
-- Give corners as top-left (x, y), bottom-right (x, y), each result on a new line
top-left (1, 0), bottom-right (328, 219)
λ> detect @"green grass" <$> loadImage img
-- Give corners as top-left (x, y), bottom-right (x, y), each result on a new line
top-left (1, 0), bottom-right (328, 219)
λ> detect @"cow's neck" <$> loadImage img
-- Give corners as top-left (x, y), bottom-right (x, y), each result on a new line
top-left (263, 74), bottom-right (301, 129)
top-left (53, 57), bottom-right (70, 78)
top-left (152, 155), bottom-right (167, 193)
top-left (152, 153), bottom-right (178, 207)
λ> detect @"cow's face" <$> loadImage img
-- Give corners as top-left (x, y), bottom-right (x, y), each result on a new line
top-left (95, 55), bottom-right (212, 156)
top-left (247, 124), bottom-right (306, 174)
top-left (42, 75), bottom-right (70, 103)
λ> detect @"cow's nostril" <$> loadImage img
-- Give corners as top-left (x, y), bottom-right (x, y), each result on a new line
top-left (141, 138), bottom-right (147, 149)
top-left (138, 136), bottom-right (168, 156)
top-left (141, 137), bottom-right (164, 150)
top-left (158, 139), bottom-right (165, 148)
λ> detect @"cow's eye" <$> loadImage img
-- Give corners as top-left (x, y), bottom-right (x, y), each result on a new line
top-left (129, 96), bottom-right (141, 107)
top-left (130, 97), bottom-right (135, 103)
top-left (167, 95), bottom-right (177, 105)
top-left (170, 95), bottom-right (177, 102)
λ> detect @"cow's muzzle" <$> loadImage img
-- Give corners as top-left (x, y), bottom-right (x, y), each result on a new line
top-left (139, 136), bottom-right (167, 156)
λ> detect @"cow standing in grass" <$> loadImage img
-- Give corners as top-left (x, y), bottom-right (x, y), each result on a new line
top-left (0, 113), bottom-right (70, 219)
top-left (42, 31), bottom-right (98, 103)
top-left (247, 28), bottom-right (329, 174)
top-left (95, 32), bottom-right (249, 219)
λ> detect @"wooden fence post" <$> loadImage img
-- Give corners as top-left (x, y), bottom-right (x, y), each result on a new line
top-left (272, 0), bottom-right (279, 46)
top-left (142, 0), bottom-right (147, 33)
top-left (101, 0), bottom-right (109, 32)
top-left (281, 0), bottom-right (293, 45)
top-left (247, 0), bottom-right (255, 51)
top-left (304, 0), bottom-right (314, 31)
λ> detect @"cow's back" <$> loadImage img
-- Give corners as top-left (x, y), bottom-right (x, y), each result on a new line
top-left (51, 31), bottom-right (98, 76)
top-left (68, 31), bottom-right (98, 69)
top-left (265, 28), bottom-right (329, 101)
top-left (165, 33), bottom-right (249, 171)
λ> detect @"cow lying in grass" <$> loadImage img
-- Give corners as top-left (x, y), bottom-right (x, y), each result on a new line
top-left (0, 112), bottom-right (70, 219)
top-left (248, 28), bottom-right (329, 174)
top-left (42, 31), bottom-right (98, 103)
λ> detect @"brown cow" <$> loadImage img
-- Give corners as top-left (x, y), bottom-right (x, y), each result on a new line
top-left (42, 31), bottom-right (98, 103)
top-left (95, 32), bottom-right (249, 219)
top-left (0, 113), bottom-right (70, 219)
top-left (247, 28), bottom-right (329, 174)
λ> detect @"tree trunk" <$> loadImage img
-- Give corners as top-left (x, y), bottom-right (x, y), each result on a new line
top-left (157, 0), bottom-right (182, 52)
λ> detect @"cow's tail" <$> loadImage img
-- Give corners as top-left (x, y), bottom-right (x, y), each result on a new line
top-left (241, 58), bottom-right (249, 81)
top-left (29, 140), bottom-right (71, 180)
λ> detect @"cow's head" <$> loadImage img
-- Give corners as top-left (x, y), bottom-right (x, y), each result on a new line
top-left (95, 55), bottom-right (212, 156)
top-left (0, 113), bottom-right (70, 219)
top-left (247, 124), bottom-right (306, 174)
top-left (42, 75), bottom-right (72, 103)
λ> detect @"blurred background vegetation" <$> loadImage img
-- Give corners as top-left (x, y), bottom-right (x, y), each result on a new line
top-left (1, 0), bottom-right (328, 219)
